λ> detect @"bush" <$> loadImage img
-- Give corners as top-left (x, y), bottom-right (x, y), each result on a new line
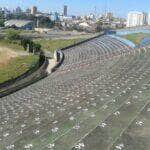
top-left (0, 19), bottom-right (4, 27)
top-left (21, 38), bottom-right (30, 51)
top-left (33, 43), bottom-right (41, 53)
top-left (6, 29), bottom-right (20, 41)
top-left (21, 38), bottom-right (42, 53)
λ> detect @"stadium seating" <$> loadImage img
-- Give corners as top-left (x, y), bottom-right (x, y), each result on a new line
top-left (1, 35), bottom-right (150, 150)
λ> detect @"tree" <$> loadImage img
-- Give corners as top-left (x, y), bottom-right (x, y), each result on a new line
top-left (96, 20), bottom-right (103, 32)
top-left (0, 19), bottom-right (4, 27)
top-left (33, 43), bottom-right (41, 54)
top-left (28, 41), bottom-right (34, 53)
top-left (39, 51), bottom-right (45, 66)
top-left (21, 38), bottom-right (30, 50)
top-left (37, 16), bottom-right (54, 28)
top-left (6, 29), bottom-right (20, 40)
top-left (21, 38), bottom-right (42, 54)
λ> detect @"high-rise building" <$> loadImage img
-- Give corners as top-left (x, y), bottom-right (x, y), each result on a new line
top-left (148, 13), bottom-right (150, 25)
top-left (127, 11), bottom-right (148, 27)
top-left (15, 7), bottom-right (22, 14)
top-left (63, 5), bottom-right (68, 16)
top-left (143, 12), bottom-right (148, 25)
top-left (31, 6), bottom-right (37, 15)
top-left (26, 8), bottom-right (31, 15)
top-left (105, 12), bottom-right (113, 21)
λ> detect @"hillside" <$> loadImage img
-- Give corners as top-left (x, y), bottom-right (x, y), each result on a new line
top-left (0, 46), bottom-right (39, 83)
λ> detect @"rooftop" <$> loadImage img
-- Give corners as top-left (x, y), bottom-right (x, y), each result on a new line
top-left (4, 19), bottom-right (33, 28)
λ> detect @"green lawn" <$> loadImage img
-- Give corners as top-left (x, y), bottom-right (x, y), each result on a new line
top-left (123, 33), bottom-right (150, 45)
top-left (0, 35), bottom-right (85, 53)
top-left (34, 38), bottom-right (85, 53)
top-left (0, 55), bottom-right (39, 84)
top-left (0, 39), bottom-right (24, 51)
top-left (0, 38), bottom-right (84, 83)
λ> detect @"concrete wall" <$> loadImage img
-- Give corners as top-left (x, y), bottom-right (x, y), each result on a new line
top-left (0, 56), bottom-right (48, 98)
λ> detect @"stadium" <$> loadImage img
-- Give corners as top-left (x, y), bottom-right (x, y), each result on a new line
top-left (1, 31), bottom-right (150, 150)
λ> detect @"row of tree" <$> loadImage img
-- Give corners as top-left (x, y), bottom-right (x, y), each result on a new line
top-left (6, 29), bottom-right (42, 54)
top-left (21, 38), bottom-right (41, 53)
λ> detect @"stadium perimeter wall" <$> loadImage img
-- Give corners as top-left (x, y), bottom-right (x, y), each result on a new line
top-left (0, 56), bottom-right (48, 98)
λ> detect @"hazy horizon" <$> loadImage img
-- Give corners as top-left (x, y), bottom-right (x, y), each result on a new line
top-left (0, 0), bottom-right (150, 18)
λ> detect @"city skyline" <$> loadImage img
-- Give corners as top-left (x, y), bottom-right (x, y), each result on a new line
top-left (0, 0), bottom-right (150, 18)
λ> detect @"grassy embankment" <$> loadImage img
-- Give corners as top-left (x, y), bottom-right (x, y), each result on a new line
top-left (0, 31), bottom-right (40, 84)
top-left (0, 39), bottom-right (24, 51)
top-left (0, 28), bottom-right (84, 84)
top-left (0, 51), bottom-right (39, 84)
top-left (123, 33), bottom-right (150, 45)
top-left (34, 38), bottom-right (85, 53)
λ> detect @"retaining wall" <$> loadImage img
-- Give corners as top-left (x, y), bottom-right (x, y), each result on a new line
top-left (0, 56), bottom-right (48, 98)
top-left (50, 32), bottom-right (105, 72)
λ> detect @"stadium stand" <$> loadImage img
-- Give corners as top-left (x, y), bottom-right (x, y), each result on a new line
top-left (1, 35), bottom-right (150, 150)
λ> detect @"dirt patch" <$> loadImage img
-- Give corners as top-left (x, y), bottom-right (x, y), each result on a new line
top-left (0, 46), bottom-right (19, 68)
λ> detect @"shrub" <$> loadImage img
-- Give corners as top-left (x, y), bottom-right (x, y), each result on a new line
top-left (33, 43), bottom-right (41, 53)
top-left (21, 38), bottom-right (30, 51)
top-left (0, 19), bottom-right (4, 27)
top-left (6, 29), bottom-right (20, 41)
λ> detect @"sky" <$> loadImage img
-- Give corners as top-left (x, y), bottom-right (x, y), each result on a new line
top-left (0, 0), bottom-right (150, 18)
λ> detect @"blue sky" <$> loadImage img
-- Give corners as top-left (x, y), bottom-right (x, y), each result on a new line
top-left (0, 0), bottom-right (150, 18)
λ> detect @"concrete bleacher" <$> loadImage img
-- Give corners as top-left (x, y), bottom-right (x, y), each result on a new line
top-left (1, 35), bottom-right (148, 150)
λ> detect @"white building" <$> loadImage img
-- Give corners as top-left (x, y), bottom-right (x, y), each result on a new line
top-left (148, 13), bottom-right (150, 25)
top-left (127, 11), bottom-right (148, 27)
top-left (31, 6), bottom-right (37, 15)
top-left (105, 12), bottom-right (113, 21)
